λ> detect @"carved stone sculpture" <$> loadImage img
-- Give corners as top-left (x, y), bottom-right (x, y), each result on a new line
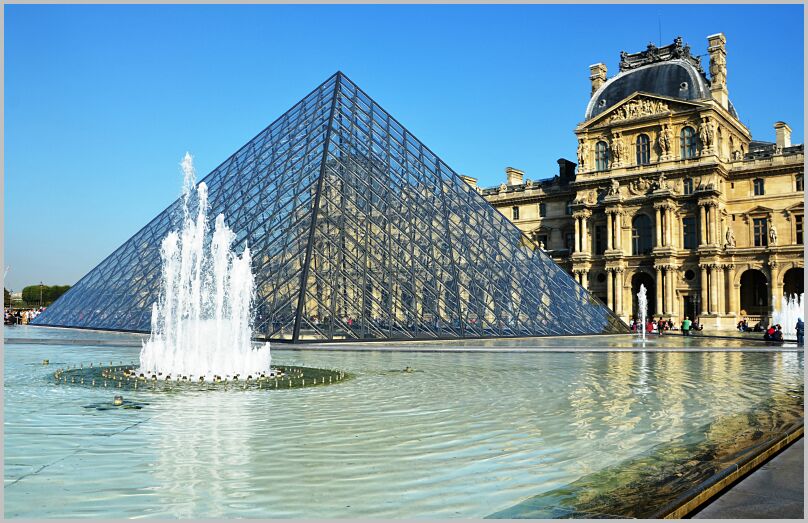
top-left (725, 226), bottom-right (736, 248)
top-left (629, 177), bottom-right (652, 195)
top-left (658, 124), bottom-right (672, 157)
top-left (698, 120), bottom-right (711, 149)
top-left (608, 178), bottom-right (620, 196)
top-left (769, 220), bottom-right (778, 245)
top-left (706, 122), bottom-right (716, 148)
top-left (608, 98), bottom-right (669, 124)
top-left (577, 139), bottom-right (588, 171)
top-left (654, 172), bottom-right (668, 191)
top-left (610, 135), bottom-right (624, 165)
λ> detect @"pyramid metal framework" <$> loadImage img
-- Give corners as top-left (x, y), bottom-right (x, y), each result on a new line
top-left (34, 72), bottom-right (627, 341)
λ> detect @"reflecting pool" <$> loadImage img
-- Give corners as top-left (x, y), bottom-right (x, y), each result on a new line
top-left (4, 326), bottom-right (804, 518)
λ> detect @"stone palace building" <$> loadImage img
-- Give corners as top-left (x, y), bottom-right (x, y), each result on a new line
top-left (472, 34), bottom-right (804, 329)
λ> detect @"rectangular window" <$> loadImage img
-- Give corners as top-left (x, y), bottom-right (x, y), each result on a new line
top-left (797, 175), bottom-right (804, 192)
top-left (512, 206), bottom-right (520, 220)
top-left (594, 225), bottom-right (606, 255)
top-left (564, 232), bottom-right (575, 252)
top-left (753, 178), bottom-right (765, 196)
top-left (539, 202), bottom-right (547, 217)
top-left (682, 216), bottom-right (697, 250)
top-left (797, 215), bottom-right (804, 245)
top-left (683, 178), bottom-right (694, 195)
top-left (753, 217), bottom-right (768, 247)
top-left (565, 201), bottom-right (573, 215)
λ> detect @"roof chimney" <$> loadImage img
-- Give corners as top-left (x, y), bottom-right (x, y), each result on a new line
top-left (459, 174), bottom-right (478, 189)
top-left (774, 121), bottom-right (792, 149)
top-left (589, 63), bottom-right (608, 95)
top-left (707, 33), bottom-right (728, 110)
top-left (505, 167), bottom-right (524, 186)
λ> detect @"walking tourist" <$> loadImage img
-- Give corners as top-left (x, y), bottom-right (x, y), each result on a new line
top-left (681, 316), bottom-right (691, 336)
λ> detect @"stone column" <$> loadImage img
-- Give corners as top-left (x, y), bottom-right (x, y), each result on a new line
top-left (700, 265), bottom-right (709, 315)
top-left (615, 212), bottom-right (622, 250)
top-left (582, 270), bottom-right (589, 290)
top-left (574, 217), bottom-right (580, 254)
top-left (699, 204), bottom-right (707, 246)
top-left (665, 208), bottom-right (673, 247)
top-left (606, 212), bottom-right (613, 250)
top-left (713, 205), bottom-right (721, 247)
top-left (716, 265), bottom-right (725, 315)
top-left (727, 264), bottom-right (737, 317)
top-left (615, 269), bottom-right (624, 316)
top-left (606, 270), bottom-right (614, 311)
top-left (665, 267), bottom-right (674, 315)
top-left (671, 268), bottom-right (680, 321)
top-left (708, 205), bottom-right (717, 246)
top-left (655, 207), bottom-right (662, 248)
top-left (770, 264), bottom-right (782, 316)
top-left (655, 267), bottom-right (664, 316)
top-left (581, 216), bottom-right (589, 253)
top-left (709, 265), bottom-right (718, 315)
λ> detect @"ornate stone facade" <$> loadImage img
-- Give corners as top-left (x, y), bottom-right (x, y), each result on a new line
top-left (479, 34), bottom-right (804, 330)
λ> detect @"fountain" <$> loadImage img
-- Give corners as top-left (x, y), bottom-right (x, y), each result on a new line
top-left (138, 153), bottom-right (272, 380)
top-left (49, 154), bottom-right (349, 391)
top-left (772, 293), bottom-right (804, 339)
top-left (637, 284), bottom-right (648, 342)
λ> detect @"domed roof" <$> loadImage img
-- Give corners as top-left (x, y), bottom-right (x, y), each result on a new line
top-left (585, 38), bottom-right (739, 121)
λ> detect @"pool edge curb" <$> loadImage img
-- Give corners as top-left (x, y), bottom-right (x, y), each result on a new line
top-left (655, 423), bottom-right (804, 519)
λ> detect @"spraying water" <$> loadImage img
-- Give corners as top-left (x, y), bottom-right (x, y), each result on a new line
top-left (637, 284), bottom-right (648, 342)
top-left (139, 153), bottom-right (271, 379)
top-left (772, 293), bottom-right (804, 338)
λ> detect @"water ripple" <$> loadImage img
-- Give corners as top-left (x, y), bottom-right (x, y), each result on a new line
top-left (4, 340), bottom-right (804, 518)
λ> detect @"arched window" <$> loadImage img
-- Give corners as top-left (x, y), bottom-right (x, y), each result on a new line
top-left (632, 214), bottom-right (653, 255)
top-left (680, 126), bottom-right (697, 159)
top-left (595, 141), bottom-right (609, 171)
top-left (636, 134), bottom-right (651, 165)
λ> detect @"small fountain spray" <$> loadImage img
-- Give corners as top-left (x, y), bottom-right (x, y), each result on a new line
top-left (637, 284), bottom-right (648, 343)
top-left (772, 293), bottom-right (804, 339)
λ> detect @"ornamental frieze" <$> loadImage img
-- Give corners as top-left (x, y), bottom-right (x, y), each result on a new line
top-left (607, 98), bottom-right (670, 124)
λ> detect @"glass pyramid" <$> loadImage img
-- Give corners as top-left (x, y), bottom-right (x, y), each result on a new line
top-left (34, 72), bottom-right (627, 341)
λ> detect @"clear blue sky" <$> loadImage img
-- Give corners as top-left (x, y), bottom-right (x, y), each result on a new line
top-left (4, 4), bottom-right (804, 291)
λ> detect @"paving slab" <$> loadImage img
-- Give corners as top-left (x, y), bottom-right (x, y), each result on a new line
top-left (692, 437), bottom-right (804, 519)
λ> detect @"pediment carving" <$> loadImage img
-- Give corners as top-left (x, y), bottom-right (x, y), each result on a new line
top-left (606, 97), bottom-right (670, 124)
top-left (582, 93), bottom-right (701, 129)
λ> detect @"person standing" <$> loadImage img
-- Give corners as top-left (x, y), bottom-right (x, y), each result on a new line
top-left (682, 316), bottom-right (692, 336)
top-left (796, 318), bottom-right (804, 346)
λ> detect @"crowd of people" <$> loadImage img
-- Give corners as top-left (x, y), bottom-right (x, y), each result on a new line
top-left (737, 316), bottom-right (805, 345)
top-left (629, 316), bottom-right (703, 335)
top-left (4, 307), bottom-right (45, 325)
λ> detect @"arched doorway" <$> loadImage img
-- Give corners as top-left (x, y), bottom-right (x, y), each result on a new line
top-left (631, 272), bottom-right (655, 321)
top-left (783, 267), bottom-right (804, 297)
top-left (740, 269), bottom-right (768, 316)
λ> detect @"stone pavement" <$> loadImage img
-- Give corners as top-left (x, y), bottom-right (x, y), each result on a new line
top-left (692, 437), bottom-right (804, 519)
